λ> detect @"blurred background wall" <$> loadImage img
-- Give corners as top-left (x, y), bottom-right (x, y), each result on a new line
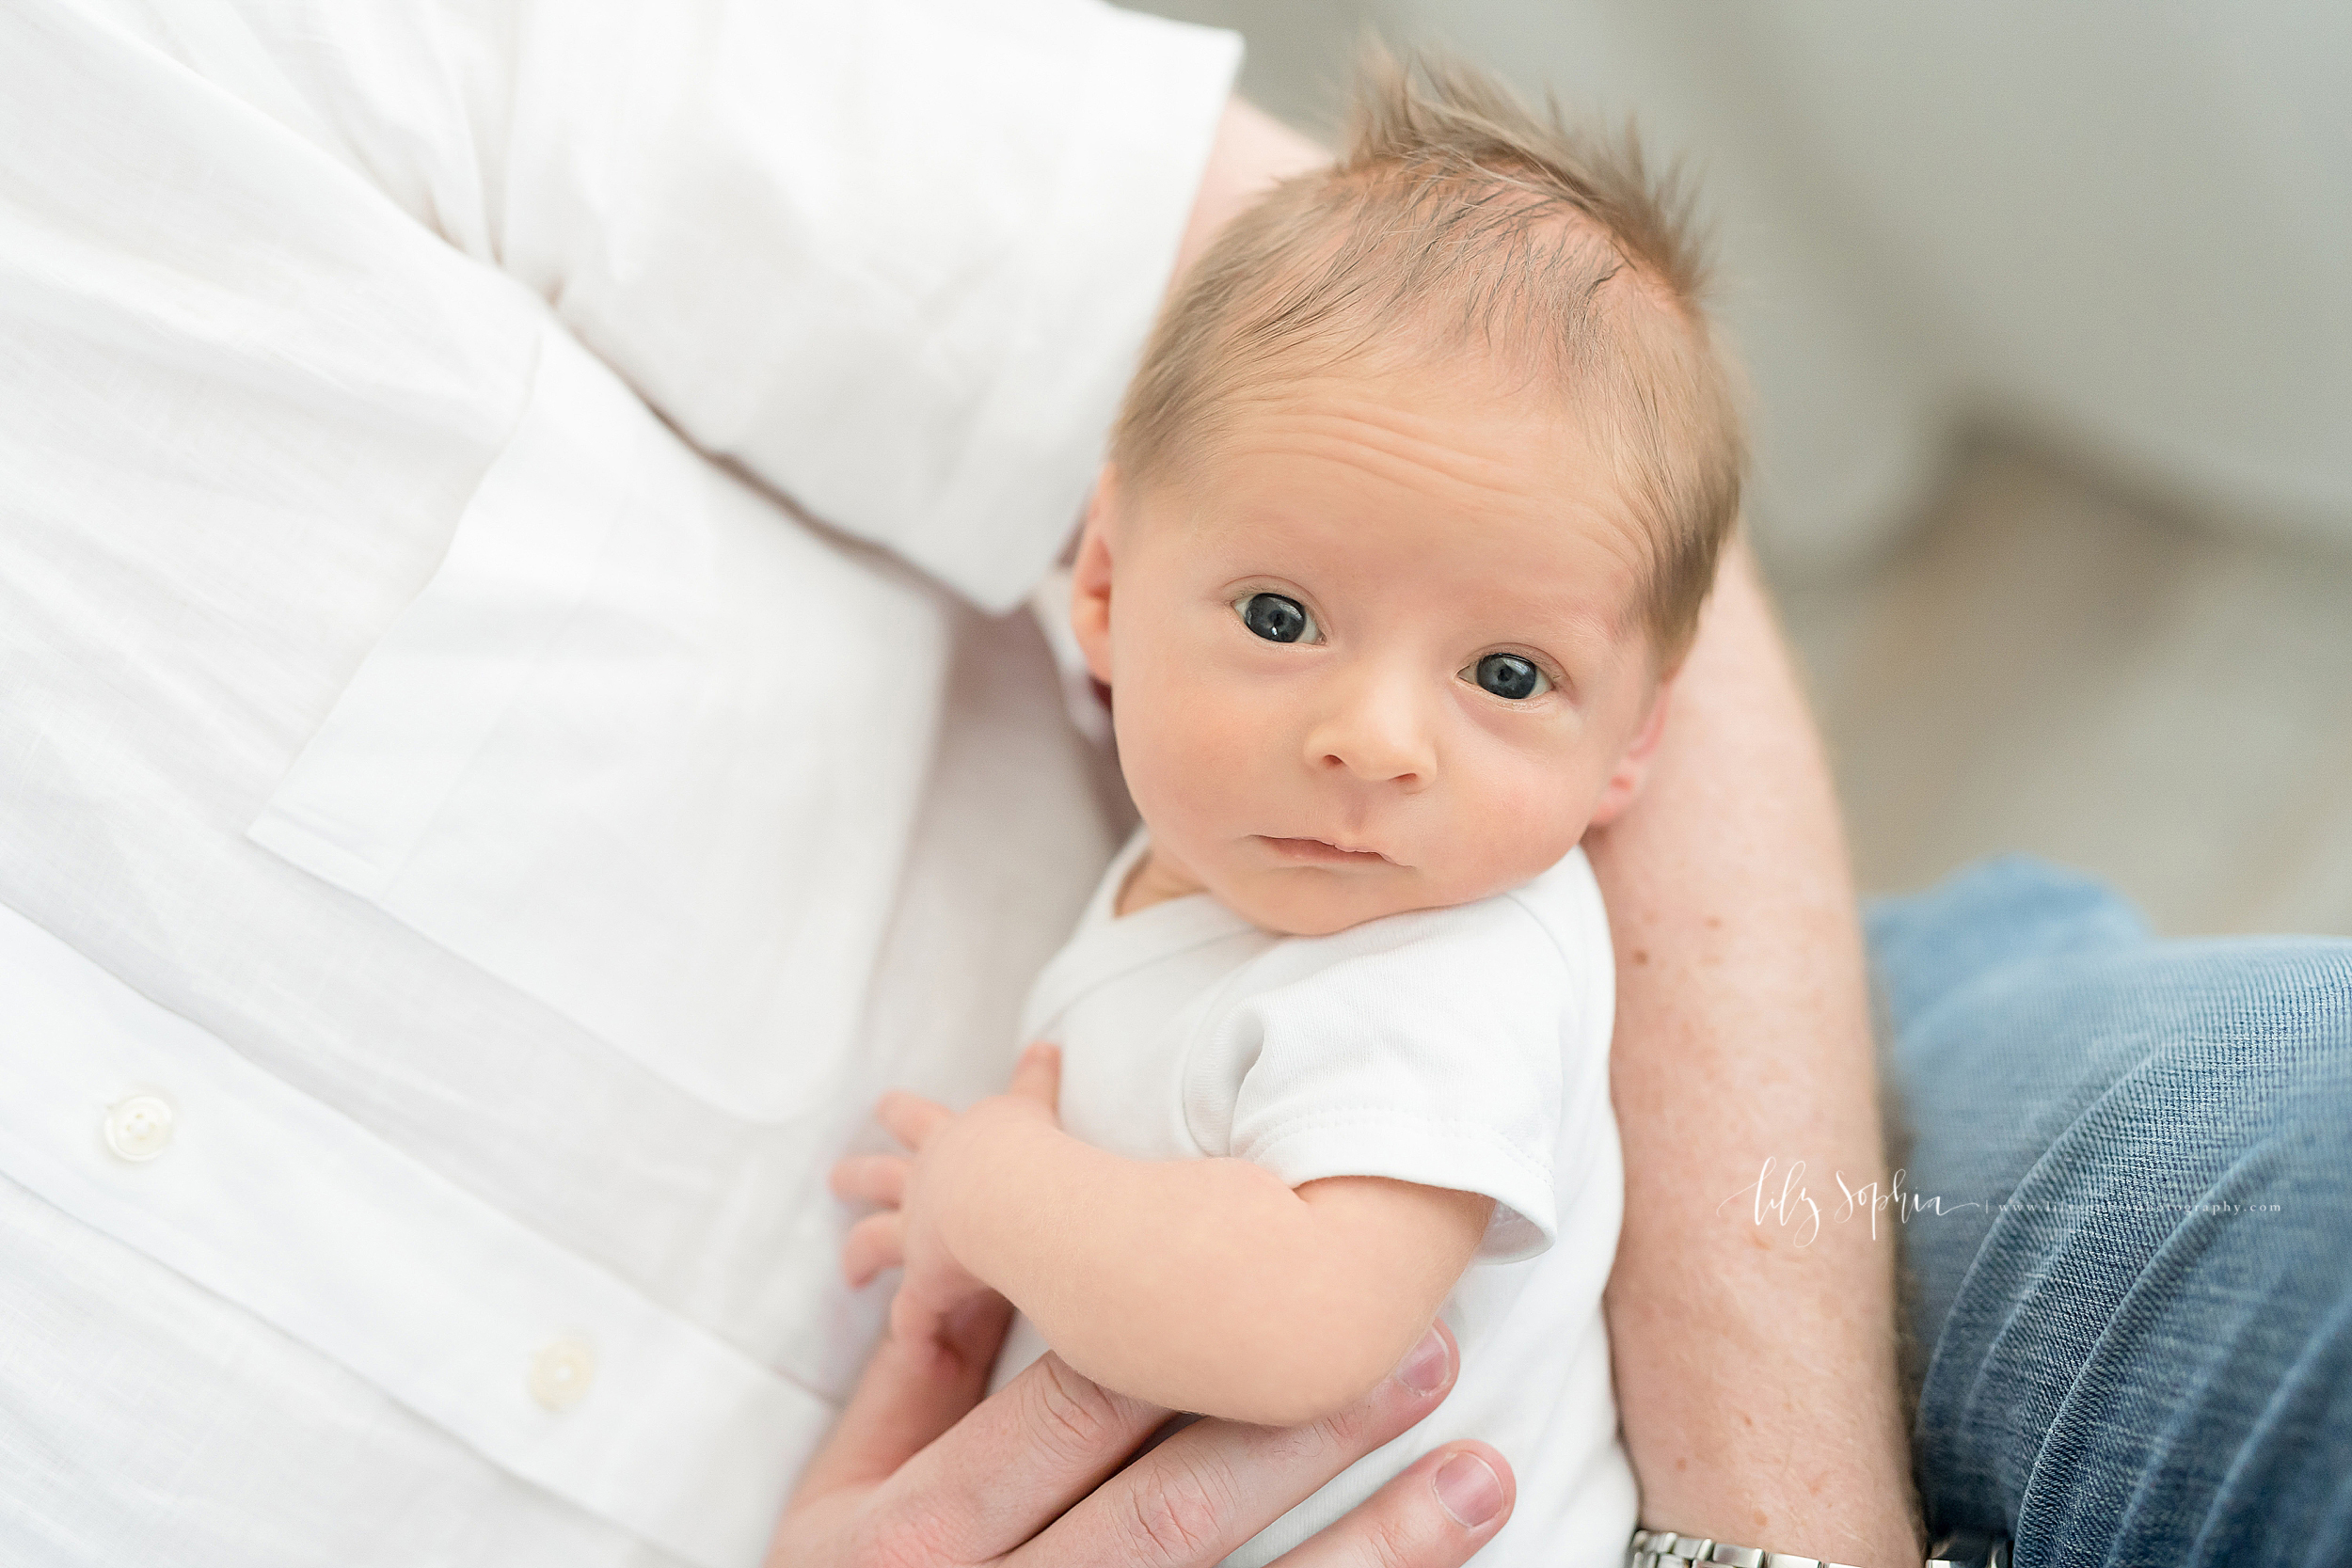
top-left (1134, 0), bottom-right (2352, 937)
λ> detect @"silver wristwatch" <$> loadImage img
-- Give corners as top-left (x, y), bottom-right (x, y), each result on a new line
top-left (1628, 1528), bottom-right (1859, 1568)
top-left (1629, 1526), bottom-right (2010, 1568)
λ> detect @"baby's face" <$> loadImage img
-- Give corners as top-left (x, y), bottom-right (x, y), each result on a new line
top-left (1073, 364), bottom-right (1672, 937)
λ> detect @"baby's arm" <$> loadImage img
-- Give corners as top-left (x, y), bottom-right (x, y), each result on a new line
top-left (831, 1046), bottom-right (1491, 1428)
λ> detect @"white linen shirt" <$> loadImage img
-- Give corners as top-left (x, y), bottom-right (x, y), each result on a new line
top-left (989, 834), bottom-right (1637, 1568)
top-left (0, 3), bottom-right (1238, 1564)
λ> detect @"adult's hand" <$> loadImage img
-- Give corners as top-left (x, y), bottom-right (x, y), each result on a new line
top-left (771, 1295), bottom-right (1511, 1567)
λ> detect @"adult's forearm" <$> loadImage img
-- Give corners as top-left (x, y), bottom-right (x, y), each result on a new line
top-left (1585, 539), bottom-right (1920, 1566)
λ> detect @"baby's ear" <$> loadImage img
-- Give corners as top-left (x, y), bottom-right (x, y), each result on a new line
top-left (1068, 467), bottom-right (1120, 685)
top-left (1586, 675), bottom-right (1675, 830)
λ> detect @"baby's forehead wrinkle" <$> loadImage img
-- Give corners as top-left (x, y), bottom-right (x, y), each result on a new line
top-left (1212, 394), bottom-right (1655, 592)
top-left (1218, 389), bottom-right (1559, 506)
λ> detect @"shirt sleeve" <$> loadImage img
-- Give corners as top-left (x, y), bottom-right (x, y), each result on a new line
top-left (1189, 900), bottom-right (1574, 1262)
top-left (212, 0), bottom-right (1242, 611)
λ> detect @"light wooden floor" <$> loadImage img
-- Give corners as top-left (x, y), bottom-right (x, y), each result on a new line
top-left (1772, 441), bottom-right (2352, 938)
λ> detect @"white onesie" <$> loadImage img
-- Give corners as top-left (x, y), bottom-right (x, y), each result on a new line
top-left (990, 831), bottom-right (1637, 1568)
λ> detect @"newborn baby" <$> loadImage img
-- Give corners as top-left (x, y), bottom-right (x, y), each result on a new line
top-left (831, 48), bottom-right (1743, 1568)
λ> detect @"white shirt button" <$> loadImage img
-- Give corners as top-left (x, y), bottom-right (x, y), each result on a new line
top-left (527, 1336), bottom-right (597, 1412)
top-left (103, 1094), bottom-right (176, 1162)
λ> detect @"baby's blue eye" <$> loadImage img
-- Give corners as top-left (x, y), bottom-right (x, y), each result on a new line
top-left (1470, 653), bottom-right (1549, 700)
top-left (1236, 592), bottom-right (1318, 644)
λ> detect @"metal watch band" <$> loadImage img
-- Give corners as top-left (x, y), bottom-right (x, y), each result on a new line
top-left (1629, 1526), bottom-right (2010, 1568)
top-left (1629, 1527), bottom-right (1861, 1568)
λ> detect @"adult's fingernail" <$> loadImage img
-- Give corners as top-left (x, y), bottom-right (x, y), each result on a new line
top-left (1395, 1327), bottom-right (1450, 1395)
top-left (1433, 1451), bottom-right (1503, 1528)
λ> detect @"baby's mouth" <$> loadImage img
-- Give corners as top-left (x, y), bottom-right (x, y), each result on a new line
top-left (1258, 835), bottom-right (1394, 867)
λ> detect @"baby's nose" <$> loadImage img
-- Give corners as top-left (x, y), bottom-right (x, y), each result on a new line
top-left (1306, 674), bottom-right (1437, 787)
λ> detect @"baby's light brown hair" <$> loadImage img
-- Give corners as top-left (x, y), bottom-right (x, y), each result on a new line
top-left (1111, 46), bottom-right (1745, 665)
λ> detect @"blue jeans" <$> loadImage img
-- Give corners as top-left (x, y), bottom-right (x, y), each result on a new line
top-left (1871, 858), bottom-right (2352, 1567)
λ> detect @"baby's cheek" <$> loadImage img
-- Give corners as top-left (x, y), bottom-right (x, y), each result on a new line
top-left (1464, 756), bottom-right (1596, 887)
top-left (1120, 672), bottom-right (1260, 831)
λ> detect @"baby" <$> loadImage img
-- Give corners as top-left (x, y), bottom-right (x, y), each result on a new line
top-left (831, 50), bottom-right (1743, 1568)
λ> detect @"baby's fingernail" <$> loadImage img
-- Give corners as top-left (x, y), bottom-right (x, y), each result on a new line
top-left (1434, 1451), bottom-right (1503, 1528)
top-left (1395, 1326), bottom-right (1450, 1395)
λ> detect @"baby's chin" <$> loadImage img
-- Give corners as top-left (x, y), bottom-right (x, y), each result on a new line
top-left (1213, 863), bottom-right (1484, 939)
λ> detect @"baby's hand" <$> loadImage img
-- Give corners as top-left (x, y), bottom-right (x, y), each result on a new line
top-left (829, 1043), bottom-right (1062, 1370)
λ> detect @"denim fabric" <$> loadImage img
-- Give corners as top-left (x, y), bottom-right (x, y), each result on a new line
top-left (1869, 858), bottom-right (2352, 1567)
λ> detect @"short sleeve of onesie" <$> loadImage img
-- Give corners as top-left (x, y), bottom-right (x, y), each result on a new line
top-left (1183, 895), bottom-right (1574, 1261)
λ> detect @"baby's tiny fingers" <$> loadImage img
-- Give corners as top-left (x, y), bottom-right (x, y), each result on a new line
top-left (842, 1212), bottom-right (906, 1288)
top-left (1007, 1042), bottom-right (1061, 1109)
top-left (830, 1153), bottom-right (908, 1208)
top-left (878, 1090), bottom-right (953, 1150)
top-left (888, 1289), bottom-right (958, 1371)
